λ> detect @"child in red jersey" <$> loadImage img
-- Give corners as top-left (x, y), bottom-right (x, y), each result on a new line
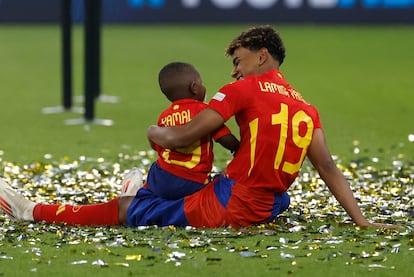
top-left (143, 62), bottom-right (239, 199)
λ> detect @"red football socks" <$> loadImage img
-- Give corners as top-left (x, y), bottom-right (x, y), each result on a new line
top-left (33, 197), bottom-right (120, 226)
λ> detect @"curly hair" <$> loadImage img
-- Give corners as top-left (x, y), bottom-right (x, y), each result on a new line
top-left (225, 25), bottom-right (286, 65)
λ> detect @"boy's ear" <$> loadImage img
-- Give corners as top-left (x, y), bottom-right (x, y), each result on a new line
top-left (189, 81), bottom-right (197, 95)
top-left (258, 47), bottom-right (268, 65)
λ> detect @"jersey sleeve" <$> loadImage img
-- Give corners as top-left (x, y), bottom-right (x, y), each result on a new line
top-left (209, 81), bottom-right (245, 122)
top-left (212, 125), bottom-right (232, 141)
top-left (309, 105), bottom-right (323, 130)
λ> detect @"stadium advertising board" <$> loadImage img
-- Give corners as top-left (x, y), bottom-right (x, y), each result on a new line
top-left (0, 0), bottom-right (413, 23)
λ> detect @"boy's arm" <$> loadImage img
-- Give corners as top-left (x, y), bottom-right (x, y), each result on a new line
top-left (148, 108), bottom-right (225, 149)
top-left (216, 134), bottom-right (240, 155)
top-left (212, 123), bottom-right (240, 155)
top-left (307, 129), bottom-right (399, 228)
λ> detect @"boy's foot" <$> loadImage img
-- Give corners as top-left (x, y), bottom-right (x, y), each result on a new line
top-left (0, 178), bottom-right (36, 221)
top-left (120, 168), bottom-right (144, 197)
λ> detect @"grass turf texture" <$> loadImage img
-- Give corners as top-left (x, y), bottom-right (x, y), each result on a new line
top-left (0, 24), bottom-right (413, 276)
top-left (0, 24), bottom-right (413, 164)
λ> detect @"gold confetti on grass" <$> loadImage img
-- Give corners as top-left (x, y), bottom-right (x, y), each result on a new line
top-left (0, 147), bottom-right (413, 272)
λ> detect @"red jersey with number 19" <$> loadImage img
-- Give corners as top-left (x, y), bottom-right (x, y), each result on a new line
top-left (127, 70), bottom-right (318, 228)
top-left (209, 69), bottom-right (322, 194)
top-left (155, 99), bottom-right (232, 184)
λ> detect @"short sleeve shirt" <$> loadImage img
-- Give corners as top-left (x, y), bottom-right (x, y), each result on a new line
top-left (209, 69), bottom-right (322, 193)
top-left (156, 99), bottom-right (232, 184)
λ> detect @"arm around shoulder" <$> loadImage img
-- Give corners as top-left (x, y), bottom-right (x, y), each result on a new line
top-left (147, 108), bottom-right (226, 149)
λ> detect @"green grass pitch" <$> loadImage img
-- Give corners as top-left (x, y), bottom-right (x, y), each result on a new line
top-left (0, 24), bottom-right (413, 276)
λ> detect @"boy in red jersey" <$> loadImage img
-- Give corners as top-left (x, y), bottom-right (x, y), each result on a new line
top-left (142, 62), bottom-right (239, 199)
top-left (0, 26), bottom-right (397, 228)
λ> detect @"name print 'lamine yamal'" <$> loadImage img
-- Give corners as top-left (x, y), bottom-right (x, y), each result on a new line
top-left (258, 81), bottom-right (306, 102)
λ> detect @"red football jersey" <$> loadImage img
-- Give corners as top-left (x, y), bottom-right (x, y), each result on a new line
top-left (156, 99), bottom-right (232, 184)
top-left (209, 69), bottom-right (322, 193)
